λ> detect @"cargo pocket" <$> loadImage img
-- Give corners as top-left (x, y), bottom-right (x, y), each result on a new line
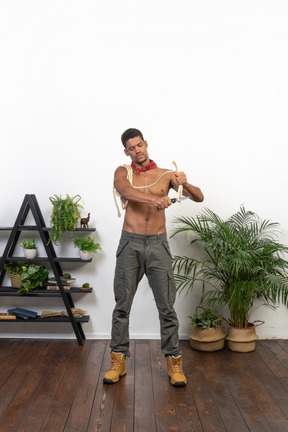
top-left (114, 267), bottom-right (126, 302)
top-left (162, 240), bottom-right (172, 258)
top-left (167, 270), bottom-right (176, 305)
top-left (116, 239), bottom-right (129, 257)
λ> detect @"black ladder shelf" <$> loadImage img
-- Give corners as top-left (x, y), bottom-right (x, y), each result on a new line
top-left (0, 194), bottom-right (95, 345)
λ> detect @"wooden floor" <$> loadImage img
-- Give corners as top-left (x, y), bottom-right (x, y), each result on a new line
top-left (1, 339), bottom-right (288, 432)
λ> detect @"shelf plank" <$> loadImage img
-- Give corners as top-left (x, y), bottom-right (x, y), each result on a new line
top-left (0, 287), bottom-right (93, 296)
top-left (0, 316), bottom-right (90, 323)
top-left (0, 226), bottom-right (96, 231)
top-left (3, 257), bottom-right (92, 263)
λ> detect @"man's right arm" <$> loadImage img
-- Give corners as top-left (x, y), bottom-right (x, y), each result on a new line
top-left (114, 167), bottom-right (171, 210)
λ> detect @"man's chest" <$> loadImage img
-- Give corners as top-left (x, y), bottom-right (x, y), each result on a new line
top-left (132, 169), bottom-right (172, 195)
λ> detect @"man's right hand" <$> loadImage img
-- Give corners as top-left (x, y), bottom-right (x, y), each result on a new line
top-left (152, 196), bottom-right (172, 210)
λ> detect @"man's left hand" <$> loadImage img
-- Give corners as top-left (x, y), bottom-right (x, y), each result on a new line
top-left (175, 171), bottom-right (187, 186)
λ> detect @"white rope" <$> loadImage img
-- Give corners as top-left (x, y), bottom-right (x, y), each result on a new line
top-left (113, 162), bottom-right (183, 217)
top-left (172, 161), bottom-right (183, 203)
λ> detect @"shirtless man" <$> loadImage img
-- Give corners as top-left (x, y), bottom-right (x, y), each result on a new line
top-left (103, 128), bottom-right (204, 387)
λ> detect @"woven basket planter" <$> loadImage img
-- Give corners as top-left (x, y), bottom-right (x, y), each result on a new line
top-left (9, 273), bottom-right (21, 289)
top-left (226, 325), bottom-right (258, 352)
top-left (189, 325), bottom-right (226, 352)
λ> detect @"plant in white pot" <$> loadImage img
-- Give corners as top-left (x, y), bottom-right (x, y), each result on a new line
top-left (73, 236), bottom-right (101, 260)
top-left (21, 239), bottom-right (37, 259)
top-left (171, 206), bottom-right (288, 352)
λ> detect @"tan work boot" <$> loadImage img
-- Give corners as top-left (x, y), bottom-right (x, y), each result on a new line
top-left (167, 355), bottom-right (187, 387)
top-left (103, 352), bottom-right (126, 384)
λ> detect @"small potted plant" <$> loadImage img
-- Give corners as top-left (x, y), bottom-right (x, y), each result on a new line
top-left (188, 307), bottom-right (226, 352)
top-left (21, 239), bottom-right (37, 259)
top-left (4, 262), bottom-right (22, 288)
top-left (73, 236), bottom-right (101, 260)
top-left (4, 261), bottom-right (49, 294)
top-left (49, 194), bottom-right (83, 245)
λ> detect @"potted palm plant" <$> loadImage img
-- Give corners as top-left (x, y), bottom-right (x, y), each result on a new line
top-left (171, 206), bottom-right (288, 352)
top-left (188, 307), bottom-right (226, 352)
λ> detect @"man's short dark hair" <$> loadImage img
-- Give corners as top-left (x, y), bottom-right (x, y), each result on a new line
top-left (121, 128), bottom-right (144, 148)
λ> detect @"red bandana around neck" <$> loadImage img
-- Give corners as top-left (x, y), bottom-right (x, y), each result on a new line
top-left (131, 159), bottom-right (157, 175)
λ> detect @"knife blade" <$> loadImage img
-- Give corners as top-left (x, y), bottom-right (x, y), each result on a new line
top-left (171, 196), bottom-right (190, 203)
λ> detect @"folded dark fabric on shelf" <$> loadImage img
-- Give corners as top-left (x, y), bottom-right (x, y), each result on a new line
top-left (7, 308), bottom-right (38, 319)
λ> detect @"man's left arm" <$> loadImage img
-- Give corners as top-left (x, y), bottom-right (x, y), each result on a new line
top-left (172, 171), bottom-right (204, 203)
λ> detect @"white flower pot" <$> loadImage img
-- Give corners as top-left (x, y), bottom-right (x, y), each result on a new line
top-left (80, 250), bottom-right (93, 260)
top-left (24, 249), bottom-right (37, 259)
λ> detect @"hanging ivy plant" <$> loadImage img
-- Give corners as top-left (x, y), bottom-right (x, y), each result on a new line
top-left (49, 194), bottom-right (83, 245)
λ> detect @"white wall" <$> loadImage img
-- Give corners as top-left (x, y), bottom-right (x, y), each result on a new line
top-left (0, 0), bottom-right (288, 340)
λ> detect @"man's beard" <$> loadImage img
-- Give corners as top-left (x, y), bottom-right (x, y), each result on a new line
top-left (136, 154), bottom-right (147, 165)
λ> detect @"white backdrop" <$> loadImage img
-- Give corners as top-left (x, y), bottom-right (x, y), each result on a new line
top-left (0, 0), bottom-right (288, 340)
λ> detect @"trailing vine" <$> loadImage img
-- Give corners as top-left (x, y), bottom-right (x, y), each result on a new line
top-left (49, 194), bottom-right (83, 245)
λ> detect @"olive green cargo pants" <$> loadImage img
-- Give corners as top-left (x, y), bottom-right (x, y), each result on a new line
top-left (110, 230), bottom-right (181, 357)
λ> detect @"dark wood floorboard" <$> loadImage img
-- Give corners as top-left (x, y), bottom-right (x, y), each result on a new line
top-left (1, 339), bottom-right (288, 432)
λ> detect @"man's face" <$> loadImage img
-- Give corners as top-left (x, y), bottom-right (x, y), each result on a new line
top-left (124, 136), bottom-right (149, 165)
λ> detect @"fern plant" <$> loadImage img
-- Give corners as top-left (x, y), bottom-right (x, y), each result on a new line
top-left (49, 194), bottom-right (83, 245)
top-left (171, 206), bottom-right (288, 328)
top-left (73, 236), bottom-right (101, 253)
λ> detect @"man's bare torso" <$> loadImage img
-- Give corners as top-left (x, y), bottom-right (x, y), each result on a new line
top-left (122, 167), bottom-right (174, 235)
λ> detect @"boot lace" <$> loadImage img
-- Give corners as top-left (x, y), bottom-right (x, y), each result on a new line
top-left (171, 357), bottom-right (183, 373)
top-left (109, 357), bottom-right (121, 371)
